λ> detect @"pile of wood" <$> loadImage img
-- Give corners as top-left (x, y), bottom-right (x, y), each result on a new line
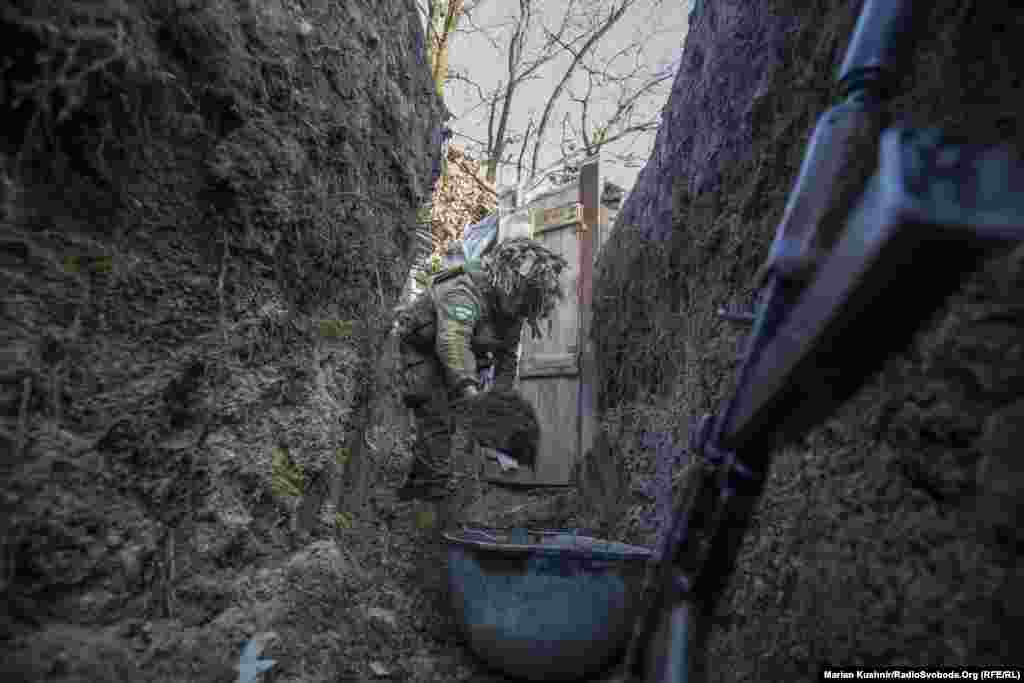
top-left (430, 144), bottom-right (496, 257)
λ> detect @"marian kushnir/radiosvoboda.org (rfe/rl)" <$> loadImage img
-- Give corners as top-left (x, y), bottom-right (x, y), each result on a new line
top-left (822, 669), bottom-right (1022, 680)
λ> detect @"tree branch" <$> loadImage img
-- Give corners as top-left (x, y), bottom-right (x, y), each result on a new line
top-left (602, 69), bottom-right (673, 134)
top-left (527, 0), bottom-right (638, 179)
top-left (515, 122), bottom-right (533, 185)
top-left (559, 112), bottom-right (578, 161)
top-left (447, 0), bottom-right (678, 187)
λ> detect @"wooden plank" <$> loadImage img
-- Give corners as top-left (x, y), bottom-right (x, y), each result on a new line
top-left (520, 226), bottom-right (580, 371)
top-left (517, 370), bottom-right (579, 379)
top-left (534, 221), bottom-right (582, 239)
top-left (535, 219), bottom-right (581, 237)
top-left (578, 160), bottom-right (599, 320)
top-left (525, 187), bottom-right (581, 239)
top-left (530, 203), bottom-right (582, 234)
top-left (527, 375), bottom-right (579, 485)
top-left (578, 158), bottom-right (601, 466)
top-left (519, 352), bottom-right (578, 376)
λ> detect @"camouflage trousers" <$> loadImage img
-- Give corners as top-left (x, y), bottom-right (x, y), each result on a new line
top-left (397, 340), bottom-right (474, 485)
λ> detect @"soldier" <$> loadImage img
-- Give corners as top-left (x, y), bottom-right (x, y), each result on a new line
top-left (393, 237), bottom-right (568, 501)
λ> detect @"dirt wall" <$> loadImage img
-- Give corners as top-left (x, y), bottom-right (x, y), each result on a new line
top-left (1, 0), bottom-right (444, 680)
top-left (591, 1), bottom-right (1023, 678)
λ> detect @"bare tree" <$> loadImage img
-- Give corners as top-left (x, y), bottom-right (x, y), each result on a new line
top-left (417, 0), bottom-right (491, 96)
top-left (447, 0), bottom-right (584, 184)
top-left (445, 0), bottom-right (682, 187)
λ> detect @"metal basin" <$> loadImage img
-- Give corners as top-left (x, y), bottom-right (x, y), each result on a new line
top-left (443, 527), bottom-right (652, 681)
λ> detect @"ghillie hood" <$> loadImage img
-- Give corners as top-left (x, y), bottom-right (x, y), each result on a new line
top-left (481, 237), bottom-right (568, 339)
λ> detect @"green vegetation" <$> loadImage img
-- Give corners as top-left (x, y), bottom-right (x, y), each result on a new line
top-left (62, 255), bottom-right (81, 273)
top-left (271, 446), bottom-right (305, 498)
top-left (333, 511), bottom-right (353, 530)
top-left (61, 254), bottom-right (114, 274)
top-left (414, 508), bottom-right (436, 530)
top-left (318, 319), bottom-right (355, 340)
top-left (90, 255), bottom-right (114, 273)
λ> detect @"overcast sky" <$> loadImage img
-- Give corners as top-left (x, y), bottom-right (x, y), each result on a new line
top-left (438, 1), bottom-right (694, 194)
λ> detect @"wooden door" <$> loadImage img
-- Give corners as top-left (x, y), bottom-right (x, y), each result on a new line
top-left (483, 157), bottom-right (603, 485)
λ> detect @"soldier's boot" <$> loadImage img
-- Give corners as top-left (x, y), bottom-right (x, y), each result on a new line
top-left (396, 348), bottom-right (454, 501)
top-left (397, 443), bottom-right (452, 501)
top-left (397, 417), bottom-right (453, 502)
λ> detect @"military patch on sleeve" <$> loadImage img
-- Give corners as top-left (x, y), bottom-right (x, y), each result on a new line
top-left (448, 303), bottom-right (478, 322)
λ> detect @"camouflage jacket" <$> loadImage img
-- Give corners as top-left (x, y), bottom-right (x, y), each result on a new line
top-left (396, 262), bottom-right (522, 394)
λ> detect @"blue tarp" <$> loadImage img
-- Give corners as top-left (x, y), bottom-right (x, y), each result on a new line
top-left (462, 212), bottom-right (499, 261)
